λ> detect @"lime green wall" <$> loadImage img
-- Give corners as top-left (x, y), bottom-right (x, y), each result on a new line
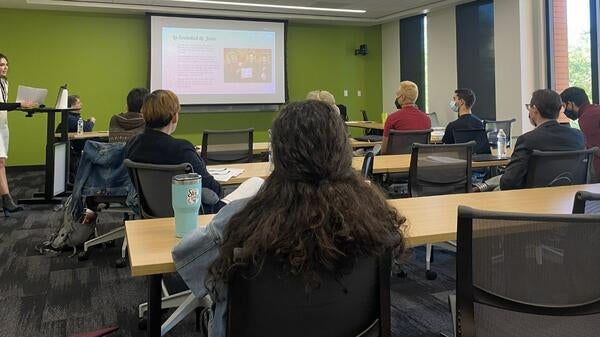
top-left (2, 8), bottom-right (382, 166)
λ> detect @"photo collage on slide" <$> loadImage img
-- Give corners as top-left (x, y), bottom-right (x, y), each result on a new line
top-left (224, 48), bottom-right (272, 83)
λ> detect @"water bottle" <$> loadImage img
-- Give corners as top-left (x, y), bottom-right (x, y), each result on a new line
top-left (77, 116), bottom-right (84, 135)
top-left (496, 129), bottom-right (507, 158)
top-left (172, 173), bottom-right (202, 238)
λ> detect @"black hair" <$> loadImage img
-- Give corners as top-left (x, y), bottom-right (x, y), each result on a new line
top-left (454, 88), bottom-right (476, 108)
top-left (531, 89), bottom-right (562, 119)
top-left (127, 87), bottom-right (149, 113)
top-left (560, 87), bottom-right (590, 107)
top-left (0, 53), bottom-right (7, 63)
top-left (68, 95), bottom-right (80, 108)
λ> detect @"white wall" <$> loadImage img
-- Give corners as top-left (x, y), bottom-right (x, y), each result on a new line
top-left (381, 20), bottom-right (401, 113)
top-left (494, 0), bottom-right (547, 138)
top-left (427, 6), bottom-right (458, 126)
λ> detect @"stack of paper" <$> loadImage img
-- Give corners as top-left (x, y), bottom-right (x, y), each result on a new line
top-left (207, 167), bottom-right (244, 182)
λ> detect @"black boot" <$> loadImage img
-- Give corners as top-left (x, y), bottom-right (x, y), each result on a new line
top-left (2, 194), bottom-right (23, 216)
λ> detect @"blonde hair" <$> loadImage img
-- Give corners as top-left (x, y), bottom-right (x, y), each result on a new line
top-left (396, 81), bottom-right (419, 104)
top-left (306, 90), bottom-right (340, 114)
top-left (141, 90), bottom-right (181, 129)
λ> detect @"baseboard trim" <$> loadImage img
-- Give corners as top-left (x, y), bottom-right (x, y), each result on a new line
top-left (6, 165), bottom-right (45, 173)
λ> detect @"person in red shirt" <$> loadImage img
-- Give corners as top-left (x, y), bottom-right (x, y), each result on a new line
top-left (382, 81), bottom-right (431, 154)
top-left (560, 87), bottom-right (600, 182)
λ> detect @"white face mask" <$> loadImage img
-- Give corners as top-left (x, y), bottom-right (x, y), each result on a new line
top-left (449, 100), bottom-right (459, 113)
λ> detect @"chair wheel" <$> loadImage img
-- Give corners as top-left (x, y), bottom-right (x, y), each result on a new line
top-left (77, 251), bottom-right (89, 261)
top-left (115, 257), bottom-right (127, 268)
top-left (138, 318), bottom-right (147, 330)
top-left (426, 270), bottom-right (438, 280)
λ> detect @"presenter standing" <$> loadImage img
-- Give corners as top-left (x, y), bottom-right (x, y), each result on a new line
top-left (0, 53), bottom-right (35, 216)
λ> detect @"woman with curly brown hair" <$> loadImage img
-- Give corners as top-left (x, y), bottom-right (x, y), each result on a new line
top-left (173, 100), bottom-right (406, 337)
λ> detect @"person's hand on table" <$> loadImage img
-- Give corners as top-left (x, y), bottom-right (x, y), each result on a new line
top-left (89, 117), bottom-right (96, 124)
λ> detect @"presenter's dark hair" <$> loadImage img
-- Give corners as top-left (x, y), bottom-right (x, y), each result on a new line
top-left (127, 87), bottom-right (149, 113)
top-left (0, 53), bottom-right (7, 62)
top-left (141, 89), bottom-right (180, 129)
top-left (207, 100), bottom-right (405, 298)
top-left (455, 88), bottom-right (476, 108)
top-left (68, 95), bottom-right (80, 108)
top-left (560, 87), bottom-right (590, 107)
top-left (531, 89), bottom-right (562, 119)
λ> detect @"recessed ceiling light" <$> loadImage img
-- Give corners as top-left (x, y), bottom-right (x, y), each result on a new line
top-left (168, 0), bottom-right (366, 13)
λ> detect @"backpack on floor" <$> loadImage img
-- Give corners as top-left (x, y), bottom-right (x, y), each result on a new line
top-left (36, 196), bottom-right (96, 256)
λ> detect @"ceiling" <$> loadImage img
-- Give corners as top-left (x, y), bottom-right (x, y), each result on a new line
top-left (0, 0), bottom-right (470, 25)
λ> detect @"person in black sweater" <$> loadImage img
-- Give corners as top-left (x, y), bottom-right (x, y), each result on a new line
top-left (124, 90), bottom-right (222, 196)
top-left (442, 88), bottom-right (484, 144)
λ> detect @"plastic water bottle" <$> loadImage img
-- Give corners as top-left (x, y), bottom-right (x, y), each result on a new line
top-left (77, 117), bottom-right (84, 135)
top-left (496, 129), bottom-right (507, 158)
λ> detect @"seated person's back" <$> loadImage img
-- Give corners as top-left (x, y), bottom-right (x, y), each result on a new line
top-left (56, 95), bottom-right (95, 134)
top-left (500, 89), bottom-right (585, 190)
top-left (383, 81), bottom-right (431, 154)
top-left (442, 88), bottom-right (483, 144)
top-left (109, 87), bottom-right (148, 143)
top-left (172, 100), bottom-right (405, 337)
top-left (124, 89), bottom-right (222, 196)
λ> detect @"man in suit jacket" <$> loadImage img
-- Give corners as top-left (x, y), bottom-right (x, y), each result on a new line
top-left (499, 89), bottom-right (585, 190)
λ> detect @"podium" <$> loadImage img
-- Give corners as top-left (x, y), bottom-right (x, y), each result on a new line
top-left (17, 107), bottom-right (77, 204)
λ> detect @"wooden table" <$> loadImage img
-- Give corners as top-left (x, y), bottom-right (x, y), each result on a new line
top-left (126, 183), bottom-right (600, 336)
top-left (198, 139), bottom-right (380, 155)
top-left (54, 130), bottom-right (109, 140)
top-left (346, 121), bottom-right (384, 130)
top-left (209, 150), bottom-right (512, 185)
top-left (351, 148), bottom-right (512, 174)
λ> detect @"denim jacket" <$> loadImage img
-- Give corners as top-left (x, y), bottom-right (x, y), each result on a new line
top-left (69, 141), bottom-right (137, 220)
top-left (172, 198), bottom-right (249, 337)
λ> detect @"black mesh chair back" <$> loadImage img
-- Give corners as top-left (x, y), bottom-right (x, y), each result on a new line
top-left (124, 159), bottom-right (192, 219)
top-left (201, 128), bottom-right (253, 165)
top-left (427, 112), bottom-right (440, 127)
top-left (361, 151), bottom-right (375, 180)
top-left (456, 206), bottom-right (600, 337)
top-left (361, 110), bottom-right (369, 122)
top-left (338, 104), bottom-right (349, 122)
top-left (408, 142), bottom-right (474, 197)
top-left (483, 118), bottom-right (516, 148)
top-left (452, 129), bottom-right (491, 154)
top-left (572, 191), bottom-right (600, 214)
top-left (227, 253), bottom-right (391, 337)
top-left (525, 148), bottom-right (599, 188)
top-left (387, 129), bottom-right (432, 155)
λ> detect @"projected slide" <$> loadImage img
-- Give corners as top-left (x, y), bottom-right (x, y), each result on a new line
top-left (151, 16), bottom-right (286, 105)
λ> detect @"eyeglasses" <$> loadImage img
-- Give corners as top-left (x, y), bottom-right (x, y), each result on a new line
top-left (525, 103), bottom-right (533, 110)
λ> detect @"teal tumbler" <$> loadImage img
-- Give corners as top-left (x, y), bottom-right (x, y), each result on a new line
top-left (172, 173), bottom-right (202, 238)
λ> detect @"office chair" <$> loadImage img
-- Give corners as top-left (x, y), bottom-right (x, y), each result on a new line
top-left (453, 206), bottom-right (600, 337)
top-left (572, 191), bottom-right (600, 214)
top-left (125, 159), bottom-right (217, 336)
top-left (201, 128), bottom-right (254, 165)
top-left (483, 118), bottom-right (515, 148)
top-left (427, 112), bottom-right (440, 128)
top-left (409, 142), bottom-right (474, 280)
top-left (355, 110), bottom-right (383, 142)
top-left (525, 147), bottom-right (599, 188)
top-left (227, 253), bottom-right (391, 337)
top-left (386, 129), bottom-right (432, 155)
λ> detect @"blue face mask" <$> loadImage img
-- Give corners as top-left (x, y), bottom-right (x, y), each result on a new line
top-left (449, 100), bottom-right (459, 113)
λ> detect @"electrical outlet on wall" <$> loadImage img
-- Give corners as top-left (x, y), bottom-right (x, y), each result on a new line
top-left (343, 90), bottom-right (348, 97)
top-left (357, 90), bottom-right (362, 97)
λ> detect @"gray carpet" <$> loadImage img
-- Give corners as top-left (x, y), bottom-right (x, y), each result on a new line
top-left (0, 168), bottom-right (455, 337)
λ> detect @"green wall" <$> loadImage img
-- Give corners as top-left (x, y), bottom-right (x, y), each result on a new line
top-left (1, 8), bottom-right (382, 166)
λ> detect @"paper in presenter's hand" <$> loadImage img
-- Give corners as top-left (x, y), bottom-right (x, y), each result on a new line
top-left (16, 85), bottom-right (48, 106)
